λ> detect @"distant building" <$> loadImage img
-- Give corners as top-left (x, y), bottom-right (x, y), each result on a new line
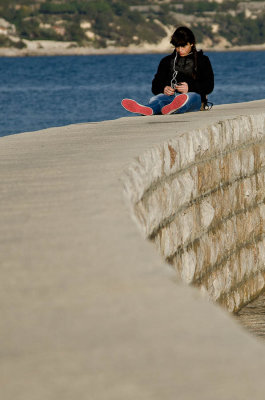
top-left (129, 5), bottom-right (183, 13)
top-left (237, 1), bottom-right (265, 13)
top-left (0, 18), bottom-right (16, 36)
top-left (129, 6), bottom-right (162, 13)
top-left (180, 0), bottom-right (223, 2)
top-left (53, 26), bottom-right (66, 36)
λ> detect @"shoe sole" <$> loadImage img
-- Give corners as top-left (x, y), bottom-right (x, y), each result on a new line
top-left (121, 99), bottom-right (153, 116)
top-left (161, 94), bottom-right (188, 115)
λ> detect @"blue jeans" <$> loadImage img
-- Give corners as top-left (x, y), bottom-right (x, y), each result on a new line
top-left (147, 92), bottom-right (201, 115)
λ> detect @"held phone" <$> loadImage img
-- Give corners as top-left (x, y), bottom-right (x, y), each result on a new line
top-left (172, 83), bottom-right (182, 89)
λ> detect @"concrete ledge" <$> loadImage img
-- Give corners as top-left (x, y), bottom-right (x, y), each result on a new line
top-left (122, 112), bottom-right (265, 312)
top-left (1, 99), bottom-right (265, 399)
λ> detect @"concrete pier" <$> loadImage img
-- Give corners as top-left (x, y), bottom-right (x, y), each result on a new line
top-left (1, 100), bottom-right (265, 400)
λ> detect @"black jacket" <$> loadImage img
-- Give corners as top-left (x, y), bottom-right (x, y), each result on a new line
top-left (152, 49), bottom-right (214, 102)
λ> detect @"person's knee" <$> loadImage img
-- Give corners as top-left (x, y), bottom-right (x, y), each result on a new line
top-left (149, 96), bottom-right (157, 103)
top-left (187, 92), bottom-right (200, 99)
top-left (187, 92), bottom-right (201, 107)
top-left (149, 93), bottom-right (164, 102)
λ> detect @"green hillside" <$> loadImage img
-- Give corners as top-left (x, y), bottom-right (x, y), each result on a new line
top-left (0, 0), bottom-right (264, 49)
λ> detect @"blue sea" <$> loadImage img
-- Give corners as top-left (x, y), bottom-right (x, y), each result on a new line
top-left (0, 51), bottom-right (264, 136)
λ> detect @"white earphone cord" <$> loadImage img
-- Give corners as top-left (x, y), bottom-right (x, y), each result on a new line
top-left (170, 54), bottom-right (178, 89)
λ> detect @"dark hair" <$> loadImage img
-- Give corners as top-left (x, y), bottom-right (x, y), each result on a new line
top-left (170, 26), bottom-right (196, 48)
top-left (170, 26), bottom-right (198, 79)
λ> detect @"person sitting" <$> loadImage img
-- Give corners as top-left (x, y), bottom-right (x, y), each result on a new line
top-left (121, 26), bottom-right (214, 116)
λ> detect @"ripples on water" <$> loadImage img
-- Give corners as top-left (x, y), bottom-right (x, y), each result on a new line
top-left (0, 51), bottom-right (264, 136)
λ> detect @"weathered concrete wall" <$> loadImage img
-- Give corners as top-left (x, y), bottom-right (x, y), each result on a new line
top-left (2, 100), bottom-right (265, 400)
top-left (123, 113), bottom-right (265, 313)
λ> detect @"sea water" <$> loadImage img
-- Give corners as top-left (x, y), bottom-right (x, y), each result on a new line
top-left (0, 51), bottom-right (264, 136)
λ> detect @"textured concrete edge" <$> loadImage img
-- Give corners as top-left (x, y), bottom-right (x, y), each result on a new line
top-left (121, 112), bottom-right (265, 313)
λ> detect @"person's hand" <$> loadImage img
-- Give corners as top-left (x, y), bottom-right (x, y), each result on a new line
top-left (163, 86), bottom-right (175, 96)
top-left (175, 82), bottom-right (188, 93)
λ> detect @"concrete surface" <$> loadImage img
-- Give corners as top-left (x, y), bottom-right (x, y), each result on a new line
top-left (1, 99), bottom-right (265, 400)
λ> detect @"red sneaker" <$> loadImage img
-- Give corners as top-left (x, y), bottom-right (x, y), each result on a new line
top-left (161, 94), bottom-right (188, 115)
top-left (121, 99), bottom-right (153, 116)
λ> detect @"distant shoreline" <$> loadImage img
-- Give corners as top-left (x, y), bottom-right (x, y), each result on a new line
top-left (0, 40), bottom-right (265, 57)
